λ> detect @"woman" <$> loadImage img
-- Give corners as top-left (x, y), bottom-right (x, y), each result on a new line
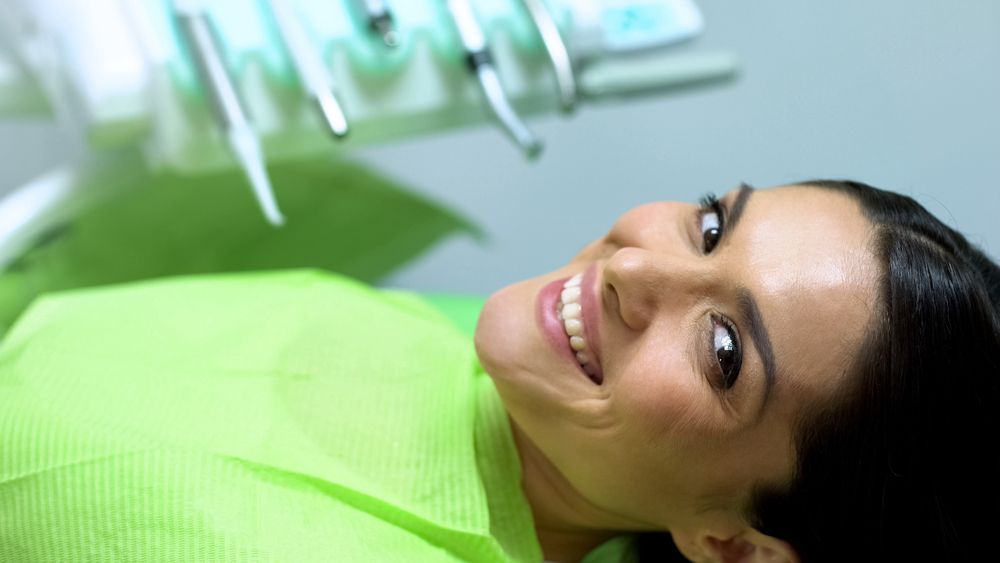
top-left (0, 180), bottom-right (995, 562)
top-left (476, 180), bottom-right (999, 562)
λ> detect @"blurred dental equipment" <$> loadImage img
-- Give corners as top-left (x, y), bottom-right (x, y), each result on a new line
top-left (267, 0), bottom-right (349, 137)
top-left (171, 0), bottom-right (284, 225)
top-left (521, 0), bottom-right (576, 113)
top-left (0, 0), bottom-right (737, 258)
top-left (446, 0), bottom-right (542, 158)
top-left (351, 0), bottom-right (400, 47)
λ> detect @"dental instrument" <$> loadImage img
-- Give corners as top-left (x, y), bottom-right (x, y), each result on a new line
top-left (520, 0), bottom-right (576, 114)
top-left (351, 0), bottom-right (399, 48)
top-left (171, 0), bottom-right (285, 226)
top-left (267, 0), bottom-right (349, 138)
top-left (445, 0), bottom-right (543, 159)
top-left (1, 0), bottom-right (729, 171)
top-left (0, 0), bottom-right (736, 246)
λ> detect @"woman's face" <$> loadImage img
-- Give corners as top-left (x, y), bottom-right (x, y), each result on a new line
top-left (475, 185), bottom-right (878, 541)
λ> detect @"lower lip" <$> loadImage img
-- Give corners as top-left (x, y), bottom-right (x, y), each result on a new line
top-left (536, 272), bottom-right (603, 385)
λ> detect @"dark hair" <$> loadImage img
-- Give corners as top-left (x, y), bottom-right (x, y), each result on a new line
top-left (637, 180), bottom-right (1000, 562)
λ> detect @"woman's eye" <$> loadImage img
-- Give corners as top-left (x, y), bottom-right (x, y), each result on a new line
top-left (713, 320), bottom-right (742, 390)
top-left (697, 193), bottom-right (726, 254)
top-left (701, 212), bottom-right (721, 253)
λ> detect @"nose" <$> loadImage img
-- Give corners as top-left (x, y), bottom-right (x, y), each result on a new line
top-left (601, 202), bottom-right (715, 331)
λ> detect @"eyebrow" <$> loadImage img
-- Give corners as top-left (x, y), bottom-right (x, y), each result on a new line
top-left (725, 183), bottom-right (755, 233)
top-left (737, 288), bottom-right (776, 409)
top-left (721, 185), bottom-right (777, 408)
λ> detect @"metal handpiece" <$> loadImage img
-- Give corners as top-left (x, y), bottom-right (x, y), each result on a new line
top-left (520, 0), bottom-right (576, 113)
top-left (352, 0), bottom-right (399, 47)
top-left (171, 0), bottom-right (285, 226)
top-left (445, 0), bottom-right (543, 159)
top-left (475, 63), bottom-right (541, 158)
top-left (267, 0), bottom-right (348, 138)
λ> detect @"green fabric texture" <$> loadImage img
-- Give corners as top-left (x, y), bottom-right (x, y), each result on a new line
top-left (0, 151), bottom-right (481, 337)
top-left (414, 292), bottom-right (491, 338)
top-left (0, 270), bottom-right (532, 562)
top-left (0, 271), bottom-right (632, 562)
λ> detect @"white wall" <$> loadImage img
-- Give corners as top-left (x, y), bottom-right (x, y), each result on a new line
top-left (2, 0), bottom-right (998, 295)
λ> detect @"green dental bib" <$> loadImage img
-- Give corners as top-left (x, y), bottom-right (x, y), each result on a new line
top-left (0, 271), bottom-right (631, 563)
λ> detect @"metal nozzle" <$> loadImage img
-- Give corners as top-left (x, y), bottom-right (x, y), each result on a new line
top-left (521, 0), bottom-right (577, 113)
top-left (445, 0), bottom-right (543, 159)
top-left (267, 0), bottom-right (349, 138)
top-left (171, 0), bottom-right (285, 226)
top-left (353, 0), bottom-right (399, 48)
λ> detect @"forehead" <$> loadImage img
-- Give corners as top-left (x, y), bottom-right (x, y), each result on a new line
top-left (732, 185), bottom-right (878, 399)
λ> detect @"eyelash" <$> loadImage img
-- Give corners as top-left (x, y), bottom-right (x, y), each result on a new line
top-left (697, 194), bottom-right (742, 390)
top-left (699, 193), bottom-right (724, 215)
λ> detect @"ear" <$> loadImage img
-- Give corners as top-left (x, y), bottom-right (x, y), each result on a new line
top-left (702, 528), bottom-right (799, 563)
top-left (672, 527), bottom-right (800, 563)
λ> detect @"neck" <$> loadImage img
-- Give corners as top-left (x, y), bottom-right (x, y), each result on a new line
top-left (510, 420), bottom-right (636, 563)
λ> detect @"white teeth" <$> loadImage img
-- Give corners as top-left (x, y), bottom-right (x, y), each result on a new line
top-left (562, 303), bottom-right (581, 320)
top-left (561, 287), bottom-right (581, 303)
top-left (564, 318), bottom-right (582, 336)
top-left (557, 273), bottom-right (597, 379)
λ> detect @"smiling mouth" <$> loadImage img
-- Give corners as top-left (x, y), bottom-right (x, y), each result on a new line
top-left (557, 273), bottom-right (603, 384)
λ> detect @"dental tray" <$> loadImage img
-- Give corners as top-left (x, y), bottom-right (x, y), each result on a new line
top-left (0, 0), bottom-right (735, 170)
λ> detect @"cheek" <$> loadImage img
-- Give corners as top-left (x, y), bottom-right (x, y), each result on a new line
top-left (475, 278), bottom-right (549, 393)
top-left (474, 283), bottom-right (523, 375)
top-left (572, 238), bottom-right (605, 262)
top-left (612, 343), bottom-right (708, 445)
top-left (604, 202), bottom-right (686, 250)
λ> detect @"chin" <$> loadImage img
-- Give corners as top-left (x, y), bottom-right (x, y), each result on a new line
top-left (474, 278), bottom-right (538, 388)
top-left (475, 275), bottom-right (569, 421)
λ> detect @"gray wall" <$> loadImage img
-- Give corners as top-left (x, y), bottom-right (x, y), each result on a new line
top-left (362, 0), bottom-right (1000, 294)
top-left (0, 120), bottom-right (81, 193)
top-left (3, 0), bottom-right (999, 296)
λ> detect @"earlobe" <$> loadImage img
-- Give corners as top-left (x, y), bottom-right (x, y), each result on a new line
top-left (704, 535), bottom-right (755, 562)
top-left (676, 527), bottom-right (799, 563)
top-left (704, 529), bottom-right (800, 563)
